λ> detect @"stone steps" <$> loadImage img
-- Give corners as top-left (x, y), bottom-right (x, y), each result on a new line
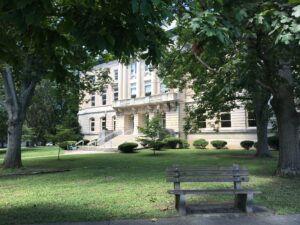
top-left (78, 134), bottom-right (140, 151)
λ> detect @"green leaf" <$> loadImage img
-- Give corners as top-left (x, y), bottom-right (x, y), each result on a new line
top-left (131, 0), bottom-right (139, 13)
top-left (292, 5), bottom-right (300, 17)
top-left (291, 22), bottom-right (300, 33)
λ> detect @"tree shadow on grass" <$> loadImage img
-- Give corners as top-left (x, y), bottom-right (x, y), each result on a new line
top-left (0, 203), bottom-right (112, 225)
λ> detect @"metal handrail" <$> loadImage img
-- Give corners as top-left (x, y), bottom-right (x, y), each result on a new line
top-left (87, 139), bottom-right (98, 146)
top-left (75, 140), bottom-right (84, 146)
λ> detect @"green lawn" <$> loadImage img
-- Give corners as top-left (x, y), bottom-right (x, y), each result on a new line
top-left (0, 148), bottom-right (299, 225)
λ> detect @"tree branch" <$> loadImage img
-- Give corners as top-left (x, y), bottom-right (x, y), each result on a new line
top-left (0, 66), bottom-right (18, 110)
top-left (20, 81), bottom-right (36, 111)
top-left (193, 52), bottom-right (221, 74)
top-left (255, 79), bottom-right (274, 94)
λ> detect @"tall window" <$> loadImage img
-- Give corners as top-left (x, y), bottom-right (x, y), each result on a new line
top-left (161, 113), bottom-right (166, 128)
top-left (145, 64), bottom-right (152, 76)
top-left (102, 94), bottom-right (107, 105)
top-left (113, 85), bottom-right (118, 101)
top-left (130, 83), bottom-right (137, 98)
top-left (130, 62), bottom-right (137, 79)
top-left (247, 111), bottom-right (256, 127)
top-left (114, 69), bottom-right (118, 81)
top-left (220, 113), bottom-right (231, 127)
top-left (91, 95), bottom-right (95, 106)
top-left (101, 117), bottom-right (106, 130)
top-left (145, 80), bottom-right (151, 96)
top-left (112, 116), bottom-right (116, 130)
top-left (198, 120), bottom-right (206, 128)
top-left (90, 118), bottom-right (95, 131)
top-left (160, 83), bottom-right (168, 94)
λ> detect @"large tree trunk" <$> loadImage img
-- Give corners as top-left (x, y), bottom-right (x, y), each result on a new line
top-left (253, 90), bottom-right (271, 157)
top-left (1, 66), bottom-right (36, 169)
top-left (271, 83), bottom-right (300, 175)
top-left (3, 119), bottom-right (23, 168)
top-left (255, 110), bottom-right (270, 157)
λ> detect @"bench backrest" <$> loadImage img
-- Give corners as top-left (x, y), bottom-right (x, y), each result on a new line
top-left (166, 164), bottom-right (249, 189)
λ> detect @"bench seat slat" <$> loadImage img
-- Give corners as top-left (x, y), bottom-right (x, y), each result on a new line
top-left (168, 189), bottom-right (261, 195)
top-left (166, 177), bottom-right (249, 182)
top-left (166, 166), bottom-right (247, 172)
top-left (166, 171), bottom-right (249, 177)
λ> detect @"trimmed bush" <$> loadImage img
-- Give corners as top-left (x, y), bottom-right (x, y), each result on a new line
top-left (193, 139), bottom-right (209, 149)
top-left (163, 137), bottom-right (182, 149)
top-left (254, 142), bottom-right (258, 149)
top-left (118, 142), bottom-right (138, 153)
top-left (59, 141), bottom-right (76, 150)
top-left (179, 139), bottom-right (190, 149)
top-left (210, 140), bottom-right (227, 149)
top-left (267, 136), bottom-right (279, 151)
top-left (240, 140), bottom-right (255, 150)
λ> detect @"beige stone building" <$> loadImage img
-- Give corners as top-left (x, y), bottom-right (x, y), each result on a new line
top-left (78, 60), bottom-right (262, 149)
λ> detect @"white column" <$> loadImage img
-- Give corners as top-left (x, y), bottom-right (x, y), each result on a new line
top-left (136, 62), bottom-right (141, 97)
top-left (151, 72), bottom-right (156, 95)
top-left (133, 113), bottom-right (139, 134)
top-left (122, 65), bottom-right (128, 99)
top-left (118, 64), bottom-right (123, 100)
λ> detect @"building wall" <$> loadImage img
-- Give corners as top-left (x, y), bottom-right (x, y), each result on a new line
top-left (78, 60), bottom-right (265, 149)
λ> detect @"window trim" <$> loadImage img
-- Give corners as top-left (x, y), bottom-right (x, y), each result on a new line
top-left (91, 95), bottom-right (95, 107)
top-left (90, 118), bottom-right (95, 132)
top-left (247, 111), bottom-right (256, 127)
top-left (220, 113), bottom-right (231, 128)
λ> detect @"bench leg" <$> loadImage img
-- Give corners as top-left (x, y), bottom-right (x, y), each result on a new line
top-left (234, 193), bottom-right (254, 213)
top-left (175, 194), bottom-right (179, 210)
top-left (178, 194), bottom-right (187, 216)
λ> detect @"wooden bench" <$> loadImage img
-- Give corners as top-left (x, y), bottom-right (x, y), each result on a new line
top-left (166, 164), bottom-right (261, 215)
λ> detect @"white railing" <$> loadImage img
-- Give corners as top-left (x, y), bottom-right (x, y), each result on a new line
top-left (98, 130), bottom-right (122, 145)
top-left (112, 93), bottom-right (178, 108)
top-left (75, 140), bottom-right (84, 146)
top-left (87, 139), bottom-right (98, 146)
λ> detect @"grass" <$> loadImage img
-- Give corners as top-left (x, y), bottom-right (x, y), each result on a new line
top-left (0, 147), bottom-right (300, 225)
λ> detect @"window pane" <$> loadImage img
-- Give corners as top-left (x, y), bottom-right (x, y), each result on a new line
top-left (199, 121), bottom-right (206, 128)
top-left (102, 94), bottom-right (106, 105)
top-left (145, 80), bottom-right (151, 95)
top-left (221, 113), bottom-right (231, 127)
top-left (91, 96), bottom-right (95, 106)
top-left (113, 86), bottom-right (118, 101)
top-left (160, 83), bottom-right (168, 93)
top-left (248, 111), bottom-right (256, 127)
top-left (131, 63), bottom-right (136, 78)
top-left (114, 69), bottom-right (118, 80)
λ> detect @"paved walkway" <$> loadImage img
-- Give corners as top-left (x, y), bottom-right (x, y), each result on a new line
top-left (27, 214), bottom-right (300, 225)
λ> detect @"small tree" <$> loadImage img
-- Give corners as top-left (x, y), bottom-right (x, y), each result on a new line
top-left (138, 114), bottom-right (165, 156)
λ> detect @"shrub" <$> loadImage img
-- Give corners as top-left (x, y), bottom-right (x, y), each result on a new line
top-left (210, 140), bottom-right (227, 149)
top-left (118, 142), bottom-right (138, 153)
top-left (136, 137), bottom-right (151, 148)
top-left (193, 139), bottom-right (209, 149)
top-left (267, 136), bottom-right (279, 151)
top-left (254, 142), bottom-right (258, 149)
top-left (163, 137), bottom-right (182, 149)
top-left (149, 140), bottom-right (165, 150)
top-left (59, 141), bottom-right (76, 150)
top-left (179, 139), bottom-right (190, 149)
top-left (240, 140), bottom-right (254, 150)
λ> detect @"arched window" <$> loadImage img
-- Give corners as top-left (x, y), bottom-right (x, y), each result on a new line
top-left (90, 118), bottom-right (95, 132)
